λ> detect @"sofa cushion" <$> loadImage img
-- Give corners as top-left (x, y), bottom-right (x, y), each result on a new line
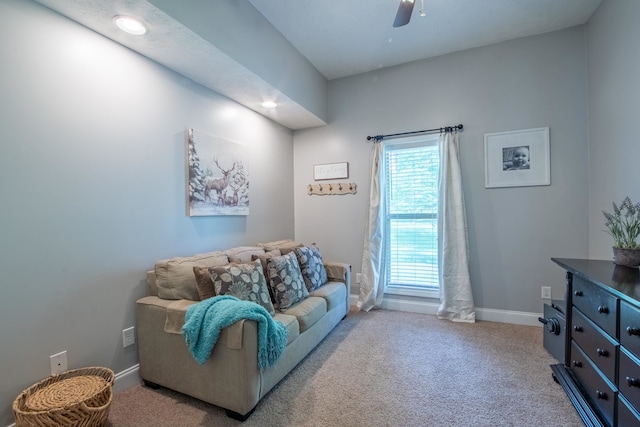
top-left (225, 246), bottom-right (267, 263)
top-left (309, 282), bottom-right (346, 312)
top-left (155, 251), bottom-right (229, 300)
top-left (273, 313), bottom-right (299, 345)
top-left (294, 245), bottom-right (328, 292)
top-left (258, 239), bottom-right (303, 255)
top-left (257, 239), bottom-right (296, 249)
top-left (278, 245), bottom-right (304, 255)
top-left (210, 259), bottom-right (275, 315)
top-left (266, 252), bottom-right (309, 311)
top-left (282, 297), bottom-right (327, 332)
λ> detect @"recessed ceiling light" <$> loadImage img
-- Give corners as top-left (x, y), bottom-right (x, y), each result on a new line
top-left (261, 101), bottom-right (277, 109)
top-left (113, 15), bottom-right (148, 35)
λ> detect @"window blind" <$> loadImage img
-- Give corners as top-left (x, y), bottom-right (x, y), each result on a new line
top-left (384, 142), bottom-right (439, 288)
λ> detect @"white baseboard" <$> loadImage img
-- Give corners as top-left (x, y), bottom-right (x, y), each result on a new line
top-left (113, 363), bottom-right (142, 393)
top-left (350, 294), bottom-right (542, 326)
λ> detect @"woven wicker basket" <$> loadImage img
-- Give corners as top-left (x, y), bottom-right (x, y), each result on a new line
top-left (13, 367), bottom-right (114, 427)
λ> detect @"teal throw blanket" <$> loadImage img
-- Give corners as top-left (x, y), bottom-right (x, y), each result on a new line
top-left (182, 295), bottom-right (288, 371)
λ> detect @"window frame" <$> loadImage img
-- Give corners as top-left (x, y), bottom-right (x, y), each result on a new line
top-left (382, 135), bottom-right (440, 299)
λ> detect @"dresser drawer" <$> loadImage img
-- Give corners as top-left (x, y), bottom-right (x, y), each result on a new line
top-left (618, 394), bottom-right (640, 427)
top-left (572, 276), bottom-right (618, 337)
top-left (621, 300), bottom-right (640, 357)
top-left (572, 307), bottom-right (618, 382)
top-left (619, 347), bottom-right (640, 411)
top-left (570, 341), bottom-right (616, 426)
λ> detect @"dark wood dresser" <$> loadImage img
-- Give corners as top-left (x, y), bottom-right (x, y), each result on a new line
top-left (551, 258), bottom-right (640, 427)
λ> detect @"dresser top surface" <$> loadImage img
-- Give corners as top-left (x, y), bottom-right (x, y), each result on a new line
top-left (552, 258), bottom-right (640, 303)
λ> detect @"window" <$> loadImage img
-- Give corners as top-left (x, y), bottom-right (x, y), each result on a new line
top-left (384, 136), bottom-right (439, 297)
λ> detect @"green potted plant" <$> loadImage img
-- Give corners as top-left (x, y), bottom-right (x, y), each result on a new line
top-left (603, 196), bottom-right (640, 267)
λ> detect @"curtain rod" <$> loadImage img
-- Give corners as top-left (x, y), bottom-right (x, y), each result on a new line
top-left (366, 124), bottom-right (463, 142)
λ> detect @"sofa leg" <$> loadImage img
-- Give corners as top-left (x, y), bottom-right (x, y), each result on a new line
top-left (225, 407), bottom-right (255, 421)
top-left (143, 380), bottom-right (161, 389)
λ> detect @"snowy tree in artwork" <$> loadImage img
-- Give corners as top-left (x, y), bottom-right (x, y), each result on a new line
top-left (187, 128), bottom-right (249, 216)
top-left (187, 128), bottom-right (207, 203)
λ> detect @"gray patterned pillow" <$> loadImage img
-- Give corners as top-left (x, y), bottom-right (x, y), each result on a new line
top-left (209, 259), bottom-right (275, 315)
top-left (266, 252), bottom-right (309, 310)
top-left (294, 245), bottom-right (328, 292)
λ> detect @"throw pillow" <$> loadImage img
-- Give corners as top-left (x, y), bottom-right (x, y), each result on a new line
top-left (252, 249), bottom-right (282, 276)
top-left (252, 249), bottom-right (281, 302)
top-left (193, 266), bottom-right (216, 301)
top-left (266, 252), bottom-right (309, 311)
top-left (294, 245), bottom-right (328, 292)
top-left (208, 259), bottom-right (275, 315)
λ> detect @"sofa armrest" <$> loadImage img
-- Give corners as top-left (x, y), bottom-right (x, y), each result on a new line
top-left (324, 261), bottom-right (350, 283)
top-left (324, 261), bottom-right (351, 312)
top-left (136, 298), bottom-right (261, 415)
top-left (137, 296), bottom-right (246, 349)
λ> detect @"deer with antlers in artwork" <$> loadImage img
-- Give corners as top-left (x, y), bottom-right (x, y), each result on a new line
top-left (224, 171), bottom-right (246, 206)
top-left (204, 157), bottom-right (236, 204)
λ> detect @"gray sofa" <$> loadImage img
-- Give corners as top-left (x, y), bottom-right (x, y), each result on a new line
top-left (136, 240), bottom-right (351, 420)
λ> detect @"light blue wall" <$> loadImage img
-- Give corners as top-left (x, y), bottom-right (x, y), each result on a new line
top-left (0, 1), bottom-right (294, 424)
top-left (587, 0), bottom-right (640, 259)
top-left (294, 27), bottom-right (590, 313)
top-left (4, 0), bottom-right (638, 424)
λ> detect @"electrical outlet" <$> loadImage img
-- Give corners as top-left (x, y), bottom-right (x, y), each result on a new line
top-left (356, 273), bottom-right (362, 284)
top-left (50, 351), bottom-right (67, 375)
top-left (123, 326), bottom-right (135, 348)
top-left (541, 286), bottom-right (552, 299)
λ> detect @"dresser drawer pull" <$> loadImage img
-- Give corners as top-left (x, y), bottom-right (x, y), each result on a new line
top-left (626, 377), bottom-right (640, 388)
top-left (596, 348), bottom-right (609, 357)
top-left (573, 325), bottom-right (583, 332)
top-left (597, 306), bottom-right (609, 314)
top-left (574, 290), bottom-right (583, 297)
top-left (572, 360), bottom-right (583, 368)
top-left (596, 390), bottom-right (608, 400)
top-left (627, 326), bottom-right (640, 336)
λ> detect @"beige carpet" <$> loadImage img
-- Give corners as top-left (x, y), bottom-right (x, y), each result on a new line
top-left (107, 308), bottom-right (582, 426)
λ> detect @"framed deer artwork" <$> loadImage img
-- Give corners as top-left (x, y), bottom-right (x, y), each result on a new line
top-left (186, 128), bottom-right (249, 216)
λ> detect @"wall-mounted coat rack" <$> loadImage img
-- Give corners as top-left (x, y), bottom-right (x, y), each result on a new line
top-left (308, 182), bottom-right (357, 196)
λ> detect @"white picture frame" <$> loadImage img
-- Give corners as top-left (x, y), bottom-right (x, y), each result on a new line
top-left (313, 162), bottom-right (349, 181)
top-left (484, 127), bottom-right (550, 188)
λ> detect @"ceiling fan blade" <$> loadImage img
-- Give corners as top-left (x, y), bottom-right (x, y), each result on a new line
top-left (393, 0), bottom-right (415, 28)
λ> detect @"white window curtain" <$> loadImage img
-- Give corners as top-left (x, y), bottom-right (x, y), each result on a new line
top-left (358, 131), bottom-right (476, 321)
top-left (437, 132), bottom-right (476, 322)
top-left (357, 141), bottom-right (385, 311)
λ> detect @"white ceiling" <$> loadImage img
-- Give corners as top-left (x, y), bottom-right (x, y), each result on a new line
top-left (34, 0), bottom-right (601, 130)
top-left (249, 0), bottom-right (601, 80)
